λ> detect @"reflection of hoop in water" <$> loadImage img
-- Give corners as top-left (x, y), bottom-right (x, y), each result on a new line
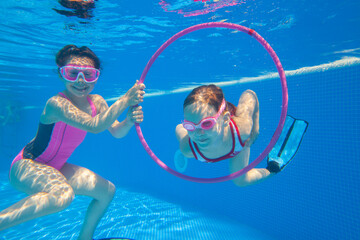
top-left (136, 22), bottom-right (288, 183)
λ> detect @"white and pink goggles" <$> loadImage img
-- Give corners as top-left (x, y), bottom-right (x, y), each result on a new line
top-left (60, 64), bottom-right (100, 83)
top-left (182, 98), bottom-right (226, 132)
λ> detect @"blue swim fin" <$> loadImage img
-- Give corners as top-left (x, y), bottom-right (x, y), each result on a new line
top-left (267, 115), bottom-right (308, 173)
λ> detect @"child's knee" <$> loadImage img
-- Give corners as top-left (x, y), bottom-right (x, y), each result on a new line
top-left (107, 182), bottom-right (116, 200)
top-left (241, 90), bottom-right (257, 101)
top-left (101, 181), bottom-right (116, 203)
top-left (237, 90), bottom-right (258, 115)
top-left (244, 89), bottom-right (256, 96)
top-left (232, 174), bottom-right (251, 187)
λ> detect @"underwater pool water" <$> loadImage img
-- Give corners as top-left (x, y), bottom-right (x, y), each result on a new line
top-left (0, 174), bottom-right (274, 240)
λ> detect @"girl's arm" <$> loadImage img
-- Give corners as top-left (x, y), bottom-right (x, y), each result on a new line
top-left (107, 105), bottom-right (143, 139)
top-left (175, 124), bottom-right (194, 158)
top-left (41, 82), bottom-right (145, 134)
top-left (94, 89), bottom-right (144, 138)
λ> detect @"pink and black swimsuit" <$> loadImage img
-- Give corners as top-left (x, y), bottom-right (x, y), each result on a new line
top-left (10, 92), bottom-right (97, 171)
top-left (188, 118), bottom-right (245, 163)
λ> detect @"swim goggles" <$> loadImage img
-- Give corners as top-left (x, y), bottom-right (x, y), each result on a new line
top-left (59, 64), bottom-right (100, 83)
top-left (182, 98), bottom-right (226, 132)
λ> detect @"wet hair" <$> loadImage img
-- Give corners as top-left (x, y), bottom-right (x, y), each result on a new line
top-left (54, 0), bottom-right (95, 19)
top-left (58, 0), bottom-right (95, 10)
top-left (55, 44), bottom-right (101, 69)
top-left (183, 84), bottom-right (236, 115)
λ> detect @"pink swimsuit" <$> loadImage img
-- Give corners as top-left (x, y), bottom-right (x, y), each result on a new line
top-left (188, 118), bottom-right (245, 163)
top-left (10, 93), bottom-right (97, 171)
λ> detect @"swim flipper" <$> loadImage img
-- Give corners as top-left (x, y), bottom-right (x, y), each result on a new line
top-left (266, 115), bottom-right (308, 173)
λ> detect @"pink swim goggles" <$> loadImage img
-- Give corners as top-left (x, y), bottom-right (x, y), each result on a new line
top-left (182, 98), bottom-right (226, 131)
top-left (59, 64), bottom-right (100, 83)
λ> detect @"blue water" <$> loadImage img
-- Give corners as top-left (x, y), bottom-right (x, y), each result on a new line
top-left (1, 0), bottom-right (360, 239)
top-left (0, 175), bottom-right (274, 240)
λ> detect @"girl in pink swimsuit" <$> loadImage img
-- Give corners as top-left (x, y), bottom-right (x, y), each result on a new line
top-left (0, 45), bottom-right (145, 239)
top-left (176, 84), bottom-right (280, 187)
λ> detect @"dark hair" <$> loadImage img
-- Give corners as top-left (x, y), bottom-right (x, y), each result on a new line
top-left (54, 0), bottom-right (95, 19)
top-left (58, 0), bottom-right (95, 10)
top-left (55, 45), bottom-right (101, 69)
top-left (183, 84), bottom-right (236, 115)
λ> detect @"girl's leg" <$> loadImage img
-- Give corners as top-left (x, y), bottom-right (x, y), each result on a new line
top-left (0, 159), bottom-right (74, 231)
top-left (231, 92), bottom-right (274, 186)
top-left (60, 163), bottom-right (116, 240)
top-left (229, 147), bottom-right (274, 187)
top-left (233, 89), bottom-right (260, 146)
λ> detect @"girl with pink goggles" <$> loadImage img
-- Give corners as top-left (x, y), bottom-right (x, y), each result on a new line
top-left (60, 64), bottom-right (100, 83)
top-left (182, 98), bottom-right (226, 131)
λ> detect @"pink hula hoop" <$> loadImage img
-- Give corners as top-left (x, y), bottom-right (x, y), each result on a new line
top-left (135, 22), bottom-right (288, 183)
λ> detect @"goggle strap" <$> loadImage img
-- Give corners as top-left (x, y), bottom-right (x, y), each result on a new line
top-left (214, 98), bottom-right (226, 119)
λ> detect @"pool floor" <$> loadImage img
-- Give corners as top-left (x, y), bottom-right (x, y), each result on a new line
top-left (0, 173), bottom-right (274, 240)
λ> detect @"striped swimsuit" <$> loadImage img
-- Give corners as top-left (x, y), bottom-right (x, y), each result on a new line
top-left (188, 118), bottom-right (245, 163)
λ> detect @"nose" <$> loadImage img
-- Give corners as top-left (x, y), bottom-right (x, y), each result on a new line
top-left (75, 72), bottom-right (86, 83)
top-left (194, 128), bottom-right (205, 135)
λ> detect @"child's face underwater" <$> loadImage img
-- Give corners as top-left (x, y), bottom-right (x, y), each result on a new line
top-left (61, 57), bottom-right (97, 97)
top-left (184, 102), bottom-right (224, 148)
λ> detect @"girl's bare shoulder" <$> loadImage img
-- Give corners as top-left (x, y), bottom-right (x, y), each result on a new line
top-left (88, 94), bottom-right (108, 112)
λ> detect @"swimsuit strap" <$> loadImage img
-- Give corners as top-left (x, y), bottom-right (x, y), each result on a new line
top-left (87, 96), bottom-right (97, 117)
top-left (58, 92), bottom-right (97, 117)
top-left (189, 119), bottom-right (244, 163)
top-left (230, 118), bottom-right (245, 147)
top-left (58, 92), bottom-right (67, 99)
